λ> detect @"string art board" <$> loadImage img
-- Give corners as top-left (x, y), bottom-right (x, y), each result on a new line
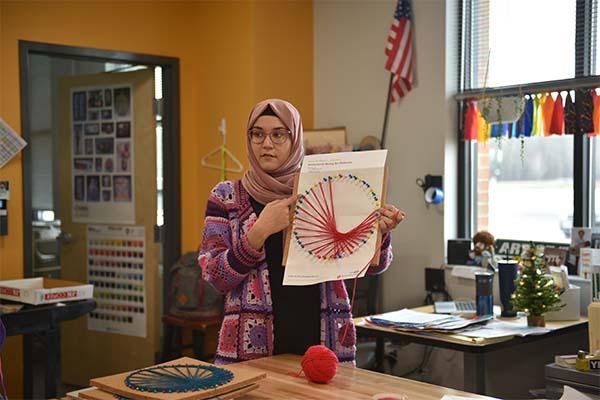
top-left (89, 357), bottom-right (266, 400)
top-left (77, 384), bottom-right (260, 400)
top-left (283, 150), bottom-right (388, 286)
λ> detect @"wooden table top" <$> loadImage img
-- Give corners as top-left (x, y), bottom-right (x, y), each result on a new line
top-left (64, 355), bottom-right (497, 400)
top-left (354, 305), bottom-right (589, 348)
top-left (235, 354), bottom-right (497, 400)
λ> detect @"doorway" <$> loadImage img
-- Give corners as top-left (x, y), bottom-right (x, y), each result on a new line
top-left (19, 41), bottom-right (180, 397)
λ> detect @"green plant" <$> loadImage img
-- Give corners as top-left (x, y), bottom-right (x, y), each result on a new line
top-left (511, 243), bottom-right (564, 317)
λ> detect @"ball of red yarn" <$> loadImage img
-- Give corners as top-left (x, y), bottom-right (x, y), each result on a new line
top-left (300, 345), bottom-right (339, 384)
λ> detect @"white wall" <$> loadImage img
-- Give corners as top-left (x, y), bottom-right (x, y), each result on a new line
top-left (313, 4), bottom-right (583, 397)
top-left (314, 0), bottom-right (457, 311)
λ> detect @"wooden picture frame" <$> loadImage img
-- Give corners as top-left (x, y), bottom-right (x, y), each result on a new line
top-left (303, 127), bottom-right (351, 155)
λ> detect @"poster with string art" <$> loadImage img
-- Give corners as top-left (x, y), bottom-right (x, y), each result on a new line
top-left (89, 357), bottom-right (266, 400)
top-left (283, 150), bottom-right (388, 286)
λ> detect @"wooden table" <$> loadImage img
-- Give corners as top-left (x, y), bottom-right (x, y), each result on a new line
top-left (355, 306), bottom-right (589, 396)
top-left (64, 355), bottom-right (497, 400)
top-left (235, 354), bottom-right (497, 399)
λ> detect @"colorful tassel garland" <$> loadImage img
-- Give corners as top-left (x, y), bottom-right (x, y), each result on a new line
top-left (477, 106), bottom-right (489, 143)
top-left (564, 92), bottom-right (576, 134)
top-left (550, 93), bottom-right (565, 134)
top-left (509, 122), bottom-right (517, 138)
top-left (490, 123), bottom-right (500, 138)
top-left (516, 96), bottom-right (533, 137)
top-left (463, 102), bottom-right (478, 141)
top-left (592, 90), bottom-right (600, 135)
top-left (523, 96), bottom-right (534, 136)
top-left (578, 89), bottom-right (595, 135)
top-left (542, 94), bottom-right (555, 136)
top-left (532, 94), bottom-right (543, 136)
top-left (462, 89), bottom-right (600, 141)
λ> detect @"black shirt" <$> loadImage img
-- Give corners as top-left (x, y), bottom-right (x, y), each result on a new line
top-left (249, 196), bottom-right (321, 355)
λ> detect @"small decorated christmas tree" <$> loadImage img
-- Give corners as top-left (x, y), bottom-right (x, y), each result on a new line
top-left (511, 244), bottom-right (564, 327)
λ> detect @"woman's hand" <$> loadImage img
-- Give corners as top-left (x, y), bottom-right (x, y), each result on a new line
top-left (378, 204), bottom-right (405, 235)
top-left (247, 195), bottom-right (297, 250)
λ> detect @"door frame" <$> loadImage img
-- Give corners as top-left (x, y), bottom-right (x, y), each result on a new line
top-left (19, 40), bottom-right (180, 394)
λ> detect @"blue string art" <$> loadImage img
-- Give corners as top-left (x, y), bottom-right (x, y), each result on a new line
top-left (125, 364), bottom-right (234, 393)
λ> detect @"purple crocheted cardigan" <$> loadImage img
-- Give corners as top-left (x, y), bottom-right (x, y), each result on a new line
top-left (198, 180), bottom-right (393, 364)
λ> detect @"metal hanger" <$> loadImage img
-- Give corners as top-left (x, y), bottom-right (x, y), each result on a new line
top-left (201, 118), bottom-right (244, 180)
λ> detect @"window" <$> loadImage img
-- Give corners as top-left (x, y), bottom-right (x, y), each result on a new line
top-left (459, 0), bottom-right (600, 243)
top-left (591, 5), bottom-right (599, 235)
top-left (477, 136), bottom-right (573, 242)
top-left (468, 0), bottom-right (576, 89)
top-left (155, 66), bottom-right (164, 227)
top-left (593, 129), bottom-right (600, 233)
top-left (595, 3), bottom-right (599, 74)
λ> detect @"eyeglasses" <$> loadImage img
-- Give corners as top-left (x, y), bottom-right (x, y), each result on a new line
top-left (248, 128), bottom-right (291, 145)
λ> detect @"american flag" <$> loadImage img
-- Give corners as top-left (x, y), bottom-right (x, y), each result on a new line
top-left (385, 0), bottom-right (415, 101)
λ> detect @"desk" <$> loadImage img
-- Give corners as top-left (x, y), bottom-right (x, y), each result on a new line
top-left (2, 299), bottom-right (96, 399)
top-left (67, 355), bottom-right (497, 400)
top-left (355, 306), bottom-right (588, 396)
top-left (236, 355), bottom-right (496, 399)
top-left (545, 363), bottom-right (600, 399)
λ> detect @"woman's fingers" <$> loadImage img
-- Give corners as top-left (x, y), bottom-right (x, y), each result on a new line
top-left (282, 195), bottom-right (298, 206)
top-left (379, 214), bottom-right (394, 225)
top-left (377, 204), bottom-right (406, 233)
top-left (379, 215), bottom-right (394, 232)
top-left (378, 207), bottom-right (394, 219)
top-left (378, 205), bottom-right (405, 222)
top-left (396, 210), bottom-right (406, 222)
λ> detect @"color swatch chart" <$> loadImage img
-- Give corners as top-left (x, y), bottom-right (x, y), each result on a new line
top-left (87, 225), bottom-right (147, 338)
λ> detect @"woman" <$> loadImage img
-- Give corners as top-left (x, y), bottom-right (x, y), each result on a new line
top-left (198, 99), bottom-right (404, 365)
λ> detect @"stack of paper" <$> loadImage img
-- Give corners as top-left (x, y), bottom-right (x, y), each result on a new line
top-left (366, 309), bottom-right (493, 332)
top-left (555, 354), bottom-right (577, 369)
top-left (459, 320), bottom-right (551, 339)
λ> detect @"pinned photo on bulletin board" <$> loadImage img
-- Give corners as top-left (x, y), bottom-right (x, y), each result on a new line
top-left (569, 227), bottom-right (592, 275)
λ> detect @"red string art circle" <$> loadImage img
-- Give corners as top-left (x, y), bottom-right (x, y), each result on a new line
top-left (292, 174), bottom-right (380, 260)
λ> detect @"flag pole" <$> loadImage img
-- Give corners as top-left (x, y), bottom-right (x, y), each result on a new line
top-left (381, 73), bottom-right (394, 149)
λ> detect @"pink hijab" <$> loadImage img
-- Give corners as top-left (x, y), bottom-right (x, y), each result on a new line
top-left (241, 99), bottom-right (304, 204)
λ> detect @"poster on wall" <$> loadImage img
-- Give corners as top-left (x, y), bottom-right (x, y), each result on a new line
top-left (71, 85), bottom-right (135, 223)
top-left (87, 225), bottom-right (147, 338)
top-left (0, 118), bottom-right (27, 169)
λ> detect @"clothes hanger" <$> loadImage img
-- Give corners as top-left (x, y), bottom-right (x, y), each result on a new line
top-left (201, 118), bottom-right (244, 180)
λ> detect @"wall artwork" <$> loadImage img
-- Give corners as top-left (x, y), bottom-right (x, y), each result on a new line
top-left (70, 85), bottom-right (135, 224)
top-left (303, 127), bottom-right (351, 155)
top-left (283, 150), bottom-right (387, 285)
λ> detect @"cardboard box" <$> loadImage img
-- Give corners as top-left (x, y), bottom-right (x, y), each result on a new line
top-left (546, 285), bottom-right (581, 321)
top-left (0, 277), bottom-right (93, 305)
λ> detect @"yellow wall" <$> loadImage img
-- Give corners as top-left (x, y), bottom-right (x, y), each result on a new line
top-left (0, 1), bottom-right (312, 397)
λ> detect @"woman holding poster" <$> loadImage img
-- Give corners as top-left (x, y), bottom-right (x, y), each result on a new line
top-left (198, 99), bottom-right (405, 365)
